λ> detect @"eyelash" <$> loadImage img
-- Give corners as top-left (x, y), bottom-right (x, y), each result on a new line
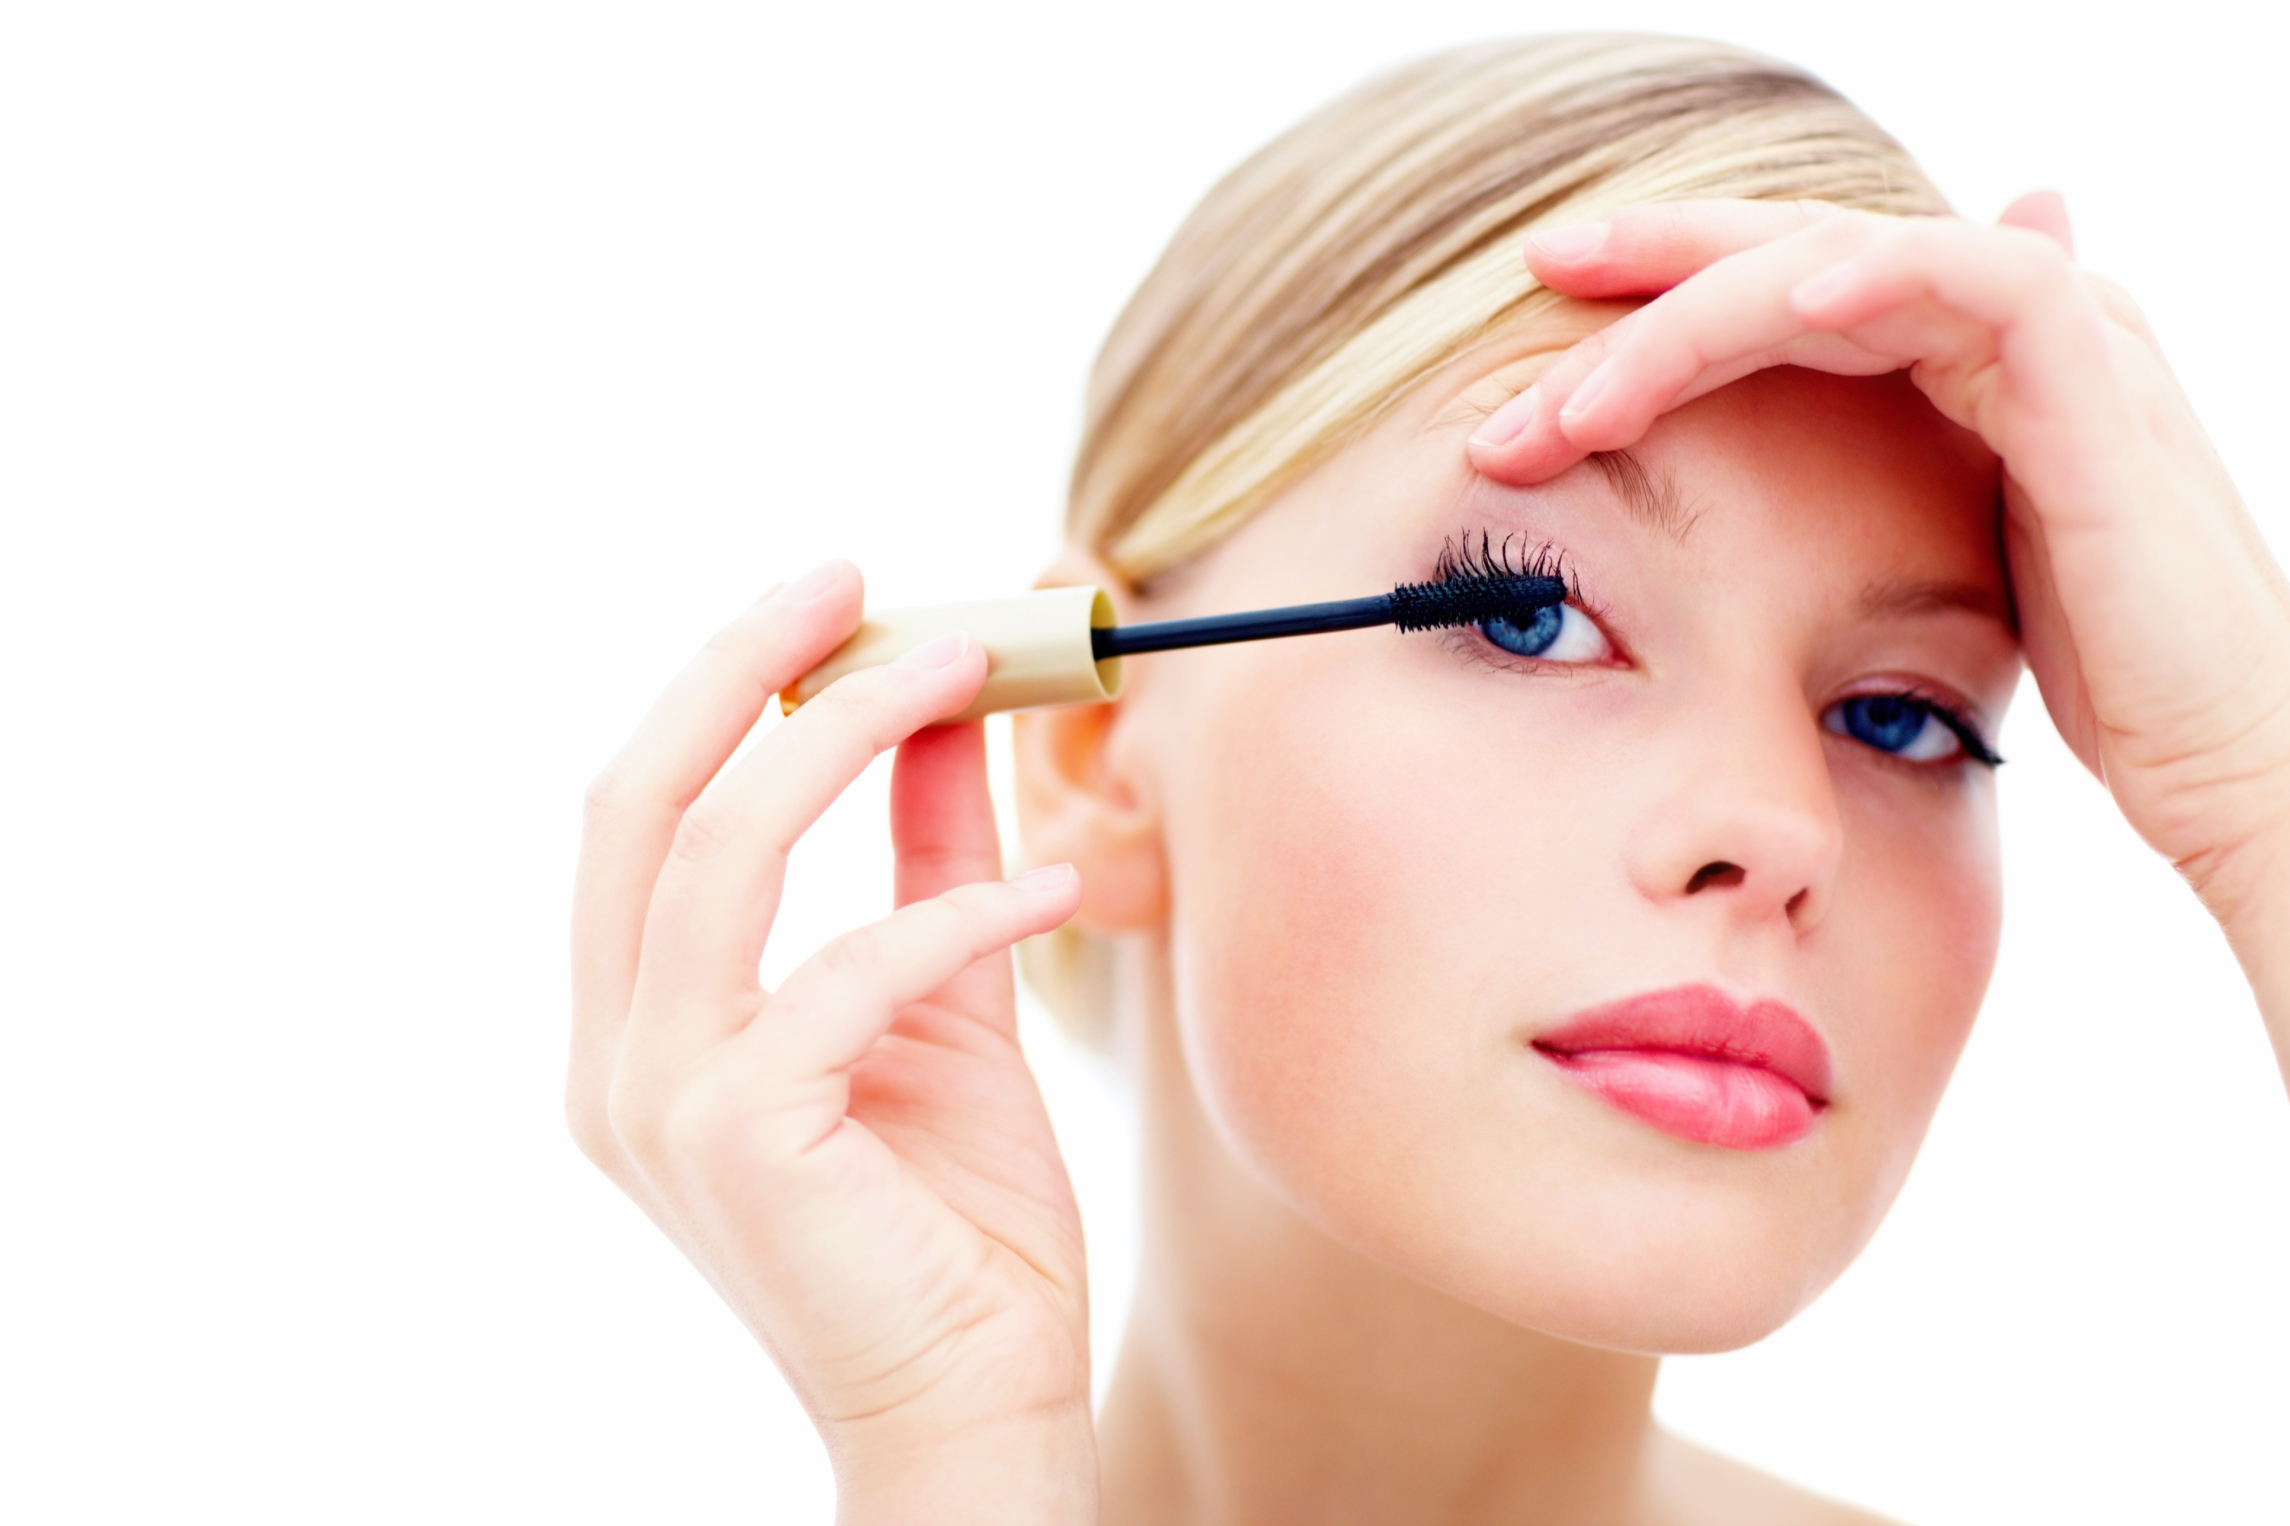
top-left (1837, 686), bottom-right (2005, 769)
top-left (1427, 531), bottom-right (1618, 667)
top-left (1425, 529), bottom-right (2001, 769)
top-left (1429, 530), bottom-right (1577, 600)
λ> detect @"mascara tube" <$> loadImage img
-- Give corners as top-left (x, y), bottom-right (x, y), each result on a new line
top-left (780, 586), bottom-right (1124, 723)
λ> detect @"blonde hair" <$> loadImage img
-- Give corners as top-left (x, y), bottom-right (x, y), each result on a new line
top-left (1027, 33), bottom-right (1946, 1036)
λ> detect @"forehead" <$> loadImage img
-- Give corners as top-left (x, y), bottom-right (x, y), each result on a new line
top-left (1199, 336), bottom-right (2009, 643)
top-left (1614, 367), bottom-right (2005, 588)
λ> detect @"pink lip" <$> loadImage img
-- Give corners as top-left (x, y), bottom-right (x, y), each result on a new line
top-left (1533, 985), bottom-right (1833, 1150)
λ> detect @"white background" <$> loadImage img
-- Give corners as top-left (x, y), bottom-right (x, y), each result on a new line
top-left (5, 2), bottom-right (2288, 1521)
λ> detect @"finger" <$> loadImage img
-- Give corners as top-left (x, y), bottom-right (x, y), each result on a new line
top-left (890, 720), bottom-right (1023, 1020)
top-left (1478, 215), bottom-right (1894, 473)
top-left (1525, 199), bottom-right (1846, 298)
top-left (893, 722), bottom-right (1002, 907)
top-left (1467, 310), bottom-right (1648, 481)
top-left (751, 867), bottom-right (1082, 1093)
top-left (2001, 479), bottom-right (2104, 776)
top-left (1467, 300), bottom-right (1895, 483)
top-left (1998, 190), bottom-right (2073, 257)
top-left (625, 633), bottom-right (990, 1063)
top-left (571, 561), bottom-right (863, 1116)
top-left (1787, 219), bottom-right (2112, 425)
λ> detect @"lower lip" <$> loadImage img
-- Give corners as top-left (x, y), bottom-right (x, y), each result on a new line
top-left (1537, 1050), bottom-right (1820, 1151)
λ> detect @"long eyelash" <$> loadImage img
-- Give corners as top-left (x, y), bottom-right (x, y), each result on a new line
top-left (1430, 530), bottom-right (1588, 610)
top-left (1916, 696), bottom-right (2005, 768)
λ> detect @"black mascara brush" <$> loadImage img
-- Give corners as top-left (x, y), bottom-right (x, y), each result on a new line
top-left (783, 565), bottom-right (1568, 722)
top-left (1092, 571), bottom-right (1565, 658)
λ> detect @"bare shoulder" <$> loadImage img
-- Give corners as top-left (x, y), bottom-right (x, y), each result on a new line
top-left (1641, 1428), bottom-right (1907, 1526)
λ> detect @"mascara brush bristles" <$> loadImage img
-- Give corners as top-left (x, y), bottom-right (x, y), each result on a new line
top-left (1384, 570), bottom-right (1565, 632)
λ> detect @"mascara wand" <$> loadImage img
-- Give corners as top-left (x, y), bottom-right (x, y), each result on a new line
top-left (783, 571), bottom-right (1567, 723)
top-left (1091, 573), bottom-right (1565, 659)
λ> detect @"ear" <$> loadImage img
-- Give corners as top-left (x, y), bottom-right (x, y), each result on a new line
top-left (1012, 548), bottom-right (1168, 933)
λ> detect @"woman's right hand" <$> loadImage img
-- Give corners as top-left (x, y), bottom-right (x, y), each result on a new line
top-left (566, 559), bottom-right (1096, 1524)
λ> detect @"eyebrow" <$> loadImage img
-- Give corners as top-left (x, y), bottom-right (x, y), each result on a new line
top-left (1590, 450), bottom-right (1698, 543)
top-left (1495, 443), bottom-right (2012, 631)
top-left (1854, 576), bottom-right (2015, 629)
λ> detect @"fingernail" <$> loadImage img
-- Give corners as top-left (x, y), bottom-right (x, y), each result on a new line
top-left (780, 559), bottom-right (850, 605)
top-left (1011, 863), bottom-right (1077, 892)
top-left (1469, 385), bottom-right (1541, 450)
top-left (1557, 360), bottom-right (1613, 424)
top-left (1528, 222), bottom-right (1607, 263)
top-left (892, 631), bottom-right (970, 670)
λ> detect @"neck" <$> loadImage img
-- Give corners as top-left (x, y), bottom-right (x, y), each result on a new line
top-left (1095, 937), bottom-right (1666, 1526)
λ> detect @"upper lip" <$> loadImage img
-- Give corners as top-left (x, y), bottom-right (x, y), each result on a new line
top-left (1532, 984), bottom-right (1834, 1105)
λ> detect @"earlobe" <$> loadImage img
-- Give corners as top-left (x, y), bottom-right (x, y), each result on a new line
top-left (1013, 696), bottom-right (1169, 934)
top-left (1013, 549), bottom-right (1168, 933)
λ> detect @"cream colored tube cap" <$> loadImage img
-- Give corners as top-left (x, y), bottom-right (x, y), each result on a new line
top-left (780, 586), bottom-right (1123, 723)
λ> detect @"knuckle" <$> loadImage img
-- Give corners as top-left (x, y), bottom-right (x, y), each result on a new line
top-left (604, 1077), bottom-right (661, 1163)
top-left (810, 925), bottom-right (884, 985)
top-left (1881, 212), bottom-right (1938, 251)
top-left (803, 675), bottom-right (913, 753)
top-left (803, 676), bottom-right (876, 726)
top-left (1570, 327), bottom-right (1624, 371)
top-left (1991, 222), bottom-right (2072, 280)
top-left (1813, 208), bottom-right (1880, 252)
top-left (565, 1085), bottom-right (619, 1169)
top-left (932, 886), bottom-right (1006, 954)
top-left (1637, 200), bottom-right (1693, 234)
top-left (668, 799), bottom-right (738, 865)
top-left (580, 768), bottom-right (625, 834)
top-left (2083, 272), bottom-right (2151, 332)
top-left (920, 888), bottom-right (977, 932)
top-left (700, 608), bottom-right (765, 660)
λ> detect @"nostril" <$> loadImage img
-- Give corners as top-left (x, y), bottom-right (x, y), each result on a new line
top-left (1686, 861), bottom-right (1745, 893)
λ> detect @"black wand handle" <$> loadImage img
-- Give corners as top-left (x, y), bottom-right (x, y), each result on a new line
top-left (1092, 595), bottom-right (1398, 660)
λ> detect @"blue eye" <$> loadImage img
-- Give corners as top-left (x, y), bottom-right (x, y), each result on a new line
top-left (1479, 603), bottom-right (1611, 663)
top-left (1481, 606), bottom-right (1562, 656)
top-left (1823, 693), bottom-right (1984, 764)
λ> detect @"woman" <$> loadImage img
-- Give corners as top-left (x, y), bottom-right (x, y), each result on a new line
top-left (566, 36), bottom-right (2290, 1523)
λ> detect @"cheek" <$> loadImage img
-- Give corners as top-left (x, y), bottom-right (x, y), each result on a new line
top-left (1820, 774), bottom-right (2003, 1217)
top-left (1156, 648), bottom-right (1620, 1243)
top-left (1164, 674), bottom-right (1476, 1203)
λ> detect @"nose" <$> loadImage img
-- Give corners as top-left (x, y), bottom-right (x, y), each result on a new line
top-left (1623, 682), bottom-right (1843, 936)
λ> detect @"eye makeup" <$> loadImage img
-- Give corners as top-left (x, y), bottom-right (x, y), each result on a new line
top-left (1431, 529), bottom-right (1619, 672)
top-left (1825, 689), bottom-right (2003, 767)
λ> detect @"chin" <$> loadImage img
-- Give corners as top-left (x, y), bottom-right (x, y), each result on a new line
top-left (1444, 1190), bottom-right (1868, 1355)
top-left (1227, 1086), bottom-right (1894, 1357)
top-left (1526, 1258), bottom-right (1837, 1357)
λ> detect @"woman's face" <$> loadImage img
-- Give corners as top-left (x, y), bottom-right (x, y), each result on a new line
top-left (1115, 336), bottom-right (2017, 1352)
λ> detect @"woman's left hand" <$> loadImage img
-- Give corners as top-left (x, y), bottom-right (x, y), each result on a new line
top-left (1466, 197), bottom-right (2290, 985)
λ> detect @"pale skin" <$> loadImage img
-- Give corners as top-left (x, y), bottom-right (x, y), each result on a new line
top-left (568, 195), bottom-right (2290, 1524)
